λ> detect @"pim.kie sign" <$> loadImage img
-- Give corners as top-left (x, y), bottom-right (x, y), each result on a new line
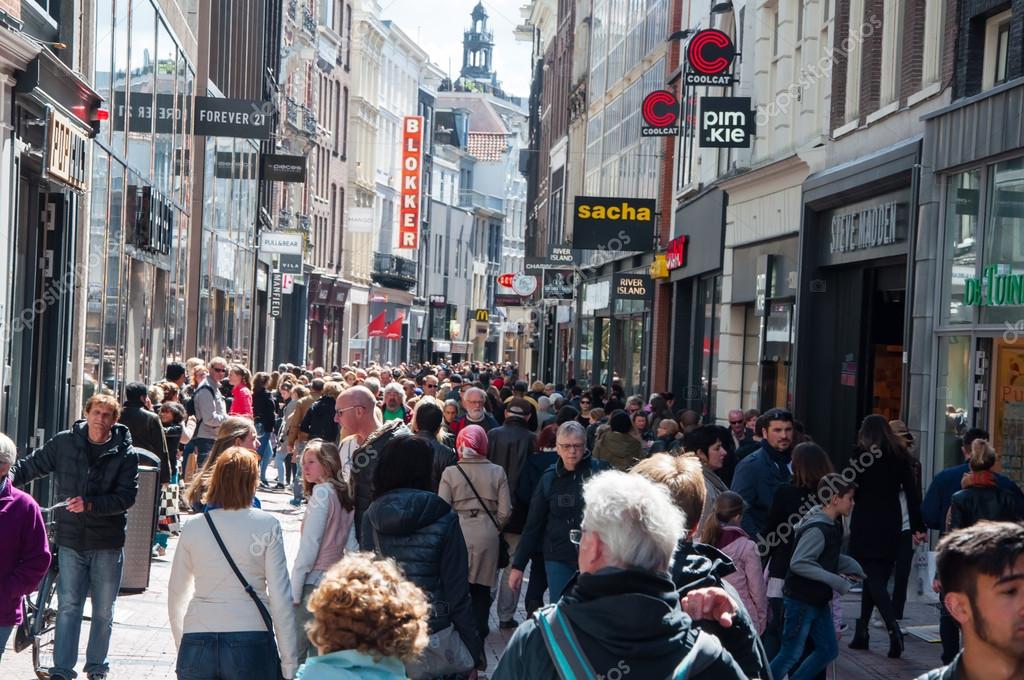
top-left (399, 116), bottom-right (424, 249)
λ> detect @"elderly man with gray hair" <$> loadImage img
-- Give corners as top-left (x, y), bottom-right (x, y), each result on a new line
top-left (450, 386), bottom-right (499, 436)
top-left (0, 433), bottom-right (51, 661)
top-left (494, 469), bottom-right (746, 679)
top-left (380, 382), bottom-right (410, 424)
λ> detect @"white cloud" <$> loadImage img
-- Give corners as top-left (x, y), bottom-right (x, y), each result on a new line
top-left (380, 0), bottom-right (533, 97)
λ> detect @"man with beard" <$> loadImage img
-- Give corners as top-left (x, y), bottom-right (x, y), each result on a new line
top-left (450, 387), bottom-right (499, 436)
top-left (917, 521), bottom-right (1024, 680)
top-left (381, 383), bottom-right (411, 423)
top-left (730, 408), bottom-right (794, 538)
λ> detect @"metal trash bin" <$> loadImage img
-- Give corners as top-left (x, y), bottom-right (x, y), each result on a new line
top-left (120, 447), bottom-right (161, 593)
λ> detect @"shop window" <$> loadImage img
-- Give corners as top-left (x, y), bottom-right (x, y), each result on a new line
top-left (942, 169), bottom-right (981, 325)
top-left (84, 151), bottom-right (111, 400)
top-left (982, 10), bottom-right (1012, 91)
top-left (699, 275), bottom-right (722, 419)
top-left (936, 336), bottom-right (973, 471)
top-left (992, 337), bottom-right (1024, 483)
top-left (981, 158), bottom-right (1024, 326)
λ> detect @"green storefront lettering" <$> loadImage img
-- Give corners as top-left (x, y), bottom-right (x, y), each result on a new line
top-left (963, 264), bottom-right (1024, 306)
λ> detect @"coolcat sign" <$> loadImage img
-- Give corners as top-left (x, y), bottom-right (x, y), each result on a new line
top-left (685, 29), bottom-right (736, 86)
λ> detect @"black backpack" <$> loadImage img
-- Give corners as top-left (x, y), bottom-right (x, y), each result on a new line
top-left (184, 383), bottom-right (215, 423)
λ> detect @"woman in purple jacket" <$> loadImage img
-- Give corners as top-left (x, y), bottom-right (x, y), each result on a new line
top-left (0, 431), bottom-right (51, 659)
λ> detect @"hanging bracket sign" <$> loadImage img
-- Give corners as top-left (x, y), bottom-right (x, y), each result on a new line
top-left (685, 29), bottom-right (737, 86)
top-left (193, 96), bottom-right (273, 138)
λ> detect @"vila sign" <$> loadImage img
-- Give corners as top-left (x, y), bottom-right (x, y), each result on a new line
top-left (399, 116), bottom-right (424, 249)
top-left (700, 97), bottom-right (755, 148)
top-left (685, 29), bottom-right (736, 86)
top-left (572, 196), bottom-right (656, 252)
top-left (613, 273), bottom-right (654, 301)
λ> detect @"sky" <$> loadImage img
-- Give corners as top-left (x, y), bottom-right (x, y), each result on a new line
top-left (381, 0), bottom-right (534, 97)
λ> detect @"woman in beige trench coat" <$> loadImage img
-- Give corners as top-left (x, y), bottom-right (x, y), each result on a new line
top-left (439, 424), bottom-right (511, 642)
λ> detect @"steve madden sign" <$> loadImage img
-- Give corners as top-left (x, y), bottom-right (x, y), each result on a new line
top-left (829, 201), bottom-right (905, 254)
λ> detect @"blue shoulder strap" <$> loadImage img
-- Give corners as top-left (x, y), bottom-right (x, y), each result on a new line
top-left (534, 604), bottom-right (599, 680)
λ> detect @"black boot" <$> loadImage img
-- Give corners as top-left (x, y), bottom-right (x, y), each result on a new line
top-left (887, 626), bottom-right (904, 659)
top-left (849, 619), bottom-right (870, 649)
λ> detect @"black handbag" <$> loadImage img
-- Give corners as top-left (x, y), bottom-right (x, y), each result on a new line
top-left (454, 464), bottom-right (510, 568)
top-left (204, 511), bottom-right (285, 680)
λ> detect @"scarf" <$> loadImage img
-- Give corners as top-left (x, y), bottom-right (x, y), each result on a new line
top-left (962, 470), bottom-right (997, 489)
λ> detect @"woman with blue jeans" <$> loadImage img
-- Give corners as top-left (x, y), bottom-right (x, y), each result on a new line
top-left (169, 447), bottom-right (297, 680)
top-left (507, 420), bottom-right (609, 603)
top-left (252, 373), bottom-right (282, 488)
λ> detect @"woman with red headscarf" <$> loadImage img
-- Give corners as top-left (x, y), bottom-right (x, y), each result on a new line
top-left (438, 424), bottom-right (511, 642)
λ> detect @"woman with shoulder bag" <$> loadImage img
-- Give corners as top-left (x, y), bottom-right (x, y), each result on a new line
top-left (438, 424), bottom-right (511, 642)
top-left (359, 436), bottom-right (483, 679)
top-left (168, 447), bottom-right (298, 680)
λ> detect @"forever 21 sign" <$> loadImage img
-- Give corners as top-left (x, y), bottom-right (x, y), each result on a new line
top-left (193, 96), bottom-right (273, 139)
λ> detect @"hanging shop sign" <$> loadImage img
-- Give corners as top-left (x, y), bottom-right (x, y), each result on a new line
top-left (398, 115), bottom-right (424, 249)
top-left (261, 154), bottom-right (307, 182)
top-left (542, 269), bottom-right (575, 300)
top-left (650, 254), bottom-right (669, 279)
top-left (572, 196), bottom-right (656, 252)
top-left (665, 235), bottom-right (689, 270)
top-left (474, 309), bottom-right (490, 322)
top-left (193, 96), bottom-right (273, 138)
top-left (524, 246), bottom-right (579, 271)
top-left (699, 97), bottom-right (755, 148)
top-left (278, 253), bottom-right (303, 275)
top-left (496, 273), bottom-right (516, 287)
top-left (281, 273), bottom-right (295, 294)
top-left (963, 264), bottom-right (1024, 307)
top-left (429, 295), bottom-right (447, 307)
top-left (511, 272), bottom-right (538, 297)
top-left (685, 29), bottom-right (736, 86)
top-left (495, 293), bottom-right (527, 306)
top-left (613, 272), bottom-right (654, 301)
top-left (46, 109), bottom-right (88, 191)
top-left (269, 273), bottom-right (282, 318)
top-left (260, 231), bottom-right (304, 254)
top-left (641, 90), bottom-right (680, 137)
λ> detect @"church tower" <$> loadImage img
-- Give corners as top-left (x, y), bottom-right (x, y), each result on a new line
top-left (460, 2), bottom-right (496, 87)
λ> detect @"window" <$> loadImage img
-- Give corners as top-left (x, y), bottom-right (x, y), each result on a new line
top-left (772, 8), bottom-right (780, 57)
top-left (879, 0), bottom-right (903, 106)
top-left (921, 0), bottom-right (944, 86)
top-left (942, 170), bottom-right (980, 324)
top-left (796, 0), bottom-right (804, 41)
top-left (843, 0), bottom-right (866, 122)
top-left (982, 10), bottom-right (1013, 91)
top-left (981, 158), bottom-right (1024, 326)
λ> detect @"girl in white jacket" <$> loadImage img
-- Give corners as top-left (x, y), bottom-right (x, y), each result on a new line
top-left (702, 491), bottom-right (769, 635)
top-left (290, 439), bottom-right (357, 663)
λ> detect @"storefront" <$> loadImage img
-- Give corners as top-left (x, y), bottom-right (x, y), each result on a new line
top-left (919, 79), bottom-right (1024, 485)
top-left (796, 139), bottom-right (919, 461)
top-left (308, 273), bottom-right (348, 370)
top-left (666, 189), bottom-right (725, 416)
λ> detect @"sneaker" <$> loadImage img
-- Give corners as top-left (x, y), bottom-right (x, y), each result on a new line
top-left (88, 674), bottom-right (108, 680)
top-left (274, 483), bottom-right (286, 490)
top-left (288, 498), bottom-right (303, 507)
top-left (499, 619), bottom-right (519, 629)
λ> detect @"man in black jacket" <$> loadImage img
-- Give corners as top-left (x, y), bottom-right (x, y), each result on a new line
top-left (493, 471), bottom-right (746, 679)
top-left (300, 381), bottom-right (341, 443)
top-left (488, 399), bottom-right (537, 628)
top-left (12, 394), bottom-right (139, 680)
top-left (916, 521), bottom-right (1024, 680)
top-left (119, 381), bottom-right (170, 483)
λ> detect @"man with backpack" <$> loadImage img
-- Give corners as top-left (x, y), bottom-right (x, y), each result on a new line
top-left (185, 359), bottom-right (228, 471)
top-left (493, 471), bottom-right (746, 679)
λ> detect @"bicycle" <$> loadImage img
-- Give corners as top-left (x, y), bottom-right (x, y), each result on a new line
top-left (13, 500), bottom-right (89, 680)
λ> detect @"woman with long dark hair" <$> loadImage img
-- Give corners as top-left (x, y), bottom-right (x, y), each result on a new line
top-left (848, 415), bottom-right (925, 659)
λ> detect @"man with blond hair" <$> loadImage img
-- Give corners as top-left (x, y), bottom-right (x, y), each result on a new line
top-left (12, 394), bottom-right (139, 680)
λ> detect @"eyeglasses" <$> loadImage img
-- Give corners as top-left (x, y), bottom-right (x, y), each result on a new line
top-left (211, 367), bottom-right (227, 374)
top-left (557, 442), bottom-right (585, 451)
top-left (425, 383), bottom-right (438, 389)
top-left (729, 420), bottom-right (743, 425)
top-left (569, 529), bottom-right (584, 545)
top-left (335, 406), bottom-right (360, 416)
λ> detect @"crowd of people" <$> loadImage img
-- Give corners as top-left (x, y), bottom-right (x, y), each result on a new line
top-left (3, 358), bottom-right (1024, 680)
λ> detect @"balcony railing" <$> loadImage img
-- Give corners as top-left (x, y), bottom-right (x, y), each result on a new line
top-left (302, 6), bottom-right (317, 35)
top-left (285, 97), bottom-right (317, 137)
top-left (458, 189), bottom-right (504, 214)
top-left (371, 252), bottom-right (418, 291)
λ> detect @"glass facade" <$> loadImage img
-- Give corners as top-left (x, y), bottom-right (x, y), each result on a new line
top-left (86, 0), bottom-right (195, 394)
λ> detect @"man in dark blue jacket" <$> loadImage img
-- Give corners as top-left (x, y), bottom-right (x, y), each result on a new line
top-left (921, 427), bottom-right (1024, 664)
top-left (12, 394), bottom-right (139, 680)
top-left (730, 409), bottom-right (794, 538)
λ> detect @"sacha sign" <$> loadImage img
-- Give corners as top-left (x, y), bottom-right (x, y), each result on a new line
top-left (572, 196), bottom-right (656, 252)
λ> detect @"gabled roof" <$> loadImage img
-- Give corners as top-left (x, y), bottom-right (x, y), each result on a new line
top-left (436, 92), bottom-right (508, 135)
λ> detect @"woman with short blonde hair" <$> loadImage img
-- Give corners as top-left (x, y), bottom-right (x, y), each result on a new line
top-left (169, 447), bottom-right (298, 680)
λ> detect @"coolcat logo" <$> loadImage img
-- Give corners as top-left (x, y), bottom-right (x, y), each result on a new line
top-left (641, 90), bottom-right (680, 137)
top-left (685, 29), bottom-right (736, 86)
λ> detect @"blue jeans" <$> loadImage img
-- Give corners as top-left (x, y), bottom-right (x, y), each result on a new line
top-left (0, 624), bottom-right (12, 660)
top-left (291, 441), bottom-right (306, 501)
top-left (52, 547), bottom-right (124, 679)
top-left (176, 631), bottom-right (280, 680)
top-left (256, 428), bottom-right (274, 483)
top-left (185, 437), bottom-right (215, 475)
top-left (545, 560), bottom-right (577, 603)
top-left (769, 597), bottom-right (838, 680)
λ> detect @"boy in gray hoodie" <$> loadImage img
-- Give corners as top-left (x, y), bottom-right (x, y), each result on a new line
top-left (769, 473), bottom-right (866, 680)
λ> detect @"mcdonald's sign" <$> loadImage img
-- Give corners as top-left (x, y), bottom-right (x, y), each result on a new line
top-left (474, 309), bottom-right (490, 322)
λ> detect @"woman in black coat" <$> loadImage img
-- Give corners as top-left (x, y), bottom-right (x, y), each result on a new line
top-left (360, 435), bottom-right (484, 674)
top-left (848, 415), bottom-right (926, 659)
top-left (251, 372), bottom-right (280, 488)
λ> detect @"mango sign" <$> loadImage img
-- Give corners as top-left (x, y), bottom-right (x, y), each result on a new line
top-left (398, 116), bottom-right (424, 249)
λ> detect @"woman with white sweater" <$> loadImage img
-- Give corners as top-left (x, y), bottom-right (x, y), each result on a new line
top-left (289, 439), bottom-right (356, 663)
top-left (169, 447), bottom-right (298, 680)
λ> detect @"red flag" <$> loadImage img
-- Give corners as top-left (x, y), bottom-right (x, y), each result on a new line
top-left (368, 312), bottom-right (387, 337)
top-left (384, 313), bottom-right (405, 340)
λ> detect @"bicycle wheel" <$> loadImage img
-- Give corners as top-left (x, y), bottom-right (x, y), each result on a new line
top-left (31, 568), bottom-right (59, 680)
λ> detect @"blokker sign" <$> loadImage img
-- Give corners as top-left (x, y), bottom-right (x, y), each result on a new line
top-left (699, 97), bottom-right (755, 148)
top-left (399, 116), bottom-right (424, 249)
